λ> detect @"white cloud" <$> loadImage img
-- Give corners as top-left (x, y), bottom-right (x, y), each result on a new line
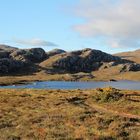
top-left (73, 0), bottom-right (140, 48)
top-left (14, 38), bottom-right (58, 47)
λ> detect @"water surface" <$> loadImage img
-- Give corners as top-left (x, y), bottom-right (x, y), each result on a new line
top-left (0, 80), bottom-right (140, 90)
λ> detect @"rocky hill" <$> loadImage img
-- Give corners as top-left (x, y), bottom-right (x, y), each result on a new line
top-left (0, 45), bottom-right (140, 78)
top-left (0, 45), bottom-right (47, 74)
top-left (40, 48), bottom-right (140, 73)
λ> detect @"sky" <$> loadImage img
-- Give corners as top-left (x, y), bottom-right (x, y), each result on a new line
top-left (0, 0), bottom-right (140, 53)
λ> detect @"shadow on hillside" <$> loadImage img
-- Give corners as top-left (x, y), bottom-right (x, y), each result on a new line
top-left (0, 64), bottom-right (42, 77)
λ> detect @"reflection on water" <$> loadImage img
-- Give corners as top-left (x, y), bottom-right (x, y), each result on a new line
top-left (0, 80), bottom-right (140, 90)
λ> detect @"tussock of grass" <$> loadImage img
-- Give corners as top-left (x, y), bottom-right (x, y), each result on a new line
top-left (94, 87), bottom-right (124, 102)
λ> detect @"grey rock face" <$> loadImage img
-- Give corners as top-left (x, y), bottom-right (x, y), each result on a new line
top-left (52, 49), bottom-right (125, 73)
top-left (0, 45), bottom-right (18, 59)
top-left (47, 49), bottom-right (66, 57)
top-left (120, 63), bottom-right (140, 72)
top-left (0, 44), bottom-right (18, 52)
top-left (0, 45), bottom-right (139, 75)
top-left (0, 47), bottom-right (47, 74)
top-left (0, 58), bottom-right (25, 73)
top-left (0, 51), bottom-right (10, 59)
top-left (52, 53), bottom-right (80, 72)
top-left (10, 48), bottom-right (46, 63)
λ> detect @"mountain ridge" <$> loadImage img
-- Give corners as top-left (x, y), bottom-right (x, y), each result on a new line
top-left (0, 44), bottom-right (140, 83)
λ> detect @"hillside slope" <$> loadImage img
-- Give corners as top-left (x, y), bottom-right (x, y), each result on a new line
top-left (0, 45), bottom-right (140, 83)
top-left (115, 49), bottom-right (140, 64)
top-left (40, 48), bottom-right (137, 73)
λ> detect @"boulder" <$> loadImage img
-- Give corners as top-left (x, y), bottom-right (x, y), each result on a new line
top-left (109, 79), bottom-right (117, 82)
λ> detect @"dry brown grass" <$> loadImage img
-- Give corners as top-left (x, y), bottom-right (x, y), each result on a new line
top-left (39, 54), bottom-right (64, 68)
top-left (0, 88), bottom-right (140, 139)
top-left (93, 67), bottom-right (140, 81)
top-left (115, 49), bottom-right (140, 64)
top-left (0, 67), bottom-right (140, 86)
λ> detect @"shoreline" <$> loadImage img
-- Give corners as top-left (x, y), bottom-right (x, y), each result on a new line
top-left (0, 75), bottom-right (140, 86)
top-left (0, 78), bottom-right (140, 86)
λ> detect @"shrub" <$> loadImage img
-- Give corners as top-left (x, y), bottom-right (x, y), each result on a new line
top-left (94, 87), bottom-right (123, 102)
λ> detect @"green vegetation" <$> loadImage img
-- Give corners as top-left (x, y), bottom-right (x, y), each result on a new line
top-left (0, 88), bottom-right (140, 139)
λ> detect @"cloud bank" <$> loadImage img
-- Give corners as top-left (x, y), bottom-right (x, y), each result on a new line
top-left (15, 38), bottom-right (58, 47)
top-left (73, 0), bottom-right (140, 48)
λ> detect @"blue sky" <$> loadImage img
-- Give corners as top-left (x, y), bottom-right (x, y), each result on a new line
top-left (0, 0), bottom-right (140, 53)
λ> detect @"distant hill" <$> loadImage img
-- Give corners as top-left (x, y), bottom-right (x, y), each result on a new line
top-left (115, 49), bottom-right (140, 64)
top-left (0, 44), bottom-right (140, 81)
top-left (40, 48), bottom-right (131, 73)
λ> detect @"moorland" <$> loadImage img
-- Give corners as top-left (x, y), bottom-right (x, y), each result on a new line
top-left (0, 45), bottom-right (140, 140)
top-left (0, 87), bottom-right (140, 139)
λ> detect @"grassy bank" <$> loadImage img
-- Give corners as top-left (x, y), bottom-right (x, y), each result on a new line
top-left (0, 87), bottom-right (140, 139)
top-left (0, 69), bottom-right (140, 86)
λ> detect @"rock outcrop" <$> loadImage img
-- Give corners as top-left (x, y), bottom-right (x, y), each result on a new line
top-left (46, 49), bottom-right (66, 57)
top-left (0, 51), bottom-right (10, 59)
top-left (0, 58), bottom-right (25, 74)
top-left (0, 45), bottom-right (18, 59)
top-left (120, 63), bottom-right (140, 72)
top-left (0, 45), bottom-right (140, 75)
top-left (0, 46), bottom-right (46, 74)
top-left (10, 48), bottom-right (47, 63)
top-left (0, 44), bottom-right (18, 52)
top-left (40, 48), bottom-right (132, 73)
